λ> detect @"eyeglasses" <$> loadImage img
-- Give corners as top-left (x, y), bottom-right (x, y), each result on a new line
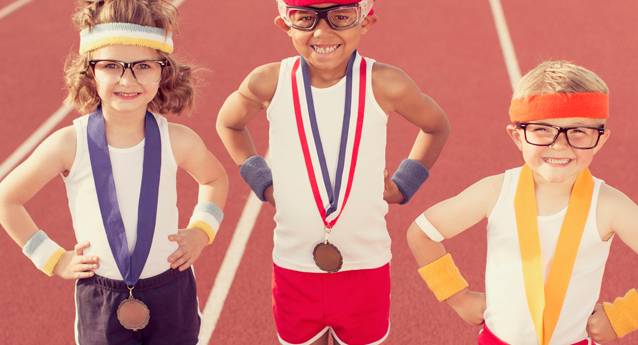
top-left (516, 122), bottom-right (605, 149)
top-left (88, 59), bottom-right (168, 84)
top-left (279, 0), bottom-right (371, 31)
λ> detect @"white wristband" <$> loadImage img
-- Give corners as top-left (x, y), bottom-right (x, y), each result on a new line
top-left (415, 214), bottom-right (445, 242)
top-left (188, 202), bottom-right (224, 244)
top-left (22, 230), bottom-right (65, 276)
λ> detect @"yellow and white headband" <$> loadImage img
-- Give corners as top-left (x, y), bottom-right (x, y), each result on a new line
top-left (79, 23), bottom-right (174, 54)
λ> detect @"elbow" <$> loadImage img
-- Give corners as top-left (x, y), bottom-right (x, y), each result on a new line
top-left (437, 111), bottom-right (451, 139)
top-left (406, 221), bottom-right (423, 247)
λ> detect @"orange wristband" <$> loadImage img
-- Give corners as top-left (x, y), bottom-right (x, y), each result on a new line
top-left (603, 288), bottom-right (638, 338)
top-left (417, 253), bottom-right (468, 302)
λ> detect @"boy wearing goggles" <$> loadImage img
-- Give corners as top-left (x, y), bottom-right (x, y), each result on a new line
top-left (216, 0), bottom-right (450, 344)
top-left (408, 61), bottom-right (638, 345)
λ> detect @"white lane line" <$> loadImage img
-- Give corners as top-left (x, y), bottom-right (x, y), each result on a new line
top-left (488, 0), bottom-right (522, 89)
top-left (0, 103), bottom-right (73, 180)
top-left (0, 0), bottom-right (188, 181)
top-left (198, 192), bottom-right (264, 345)
top-left (0, 0), bottom-right (31, 20)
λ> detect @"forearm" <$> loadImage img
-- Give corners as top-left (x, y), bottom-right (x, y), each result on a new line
top-left (408, 123), bottom-right (449, 169)
top-left (216, 125), bottom-right (259, 165)
top-left (408, 220), bottom-right (470, 303)
top-left (0, 202), bottom-right (40, 247)
top-left (196, 174), bottom-right (229, 209)
top-left (407, 222), bottom-right (448, 266)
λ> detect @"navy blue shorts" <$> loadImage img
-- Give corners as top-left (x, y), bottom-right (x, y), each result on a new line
top-left (75, 268), bottom-right (200, 345)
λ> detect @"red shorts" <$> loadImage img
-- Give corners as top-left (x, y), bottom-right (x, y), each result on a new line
top-left (272, 263), bottom-right (390, 345)
top-left (478, 325), bottom-right (590, 345)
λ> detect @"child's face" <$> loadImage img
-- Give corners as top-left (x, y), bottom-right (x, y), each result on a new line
top-left (90, 45), bottom-right (163, 114)
top-left (275, 3), bottom-right (376, 72)
top-left (506, 117), bottom-right (611, 183)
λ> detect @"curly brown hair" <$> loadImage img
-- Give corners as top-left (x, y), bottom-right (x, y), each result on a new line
top-left (64, 0), bottom-right (194, 115)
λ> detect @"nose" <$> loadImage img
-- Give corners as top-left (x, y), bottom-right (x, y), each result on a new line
top-left (118, 67), bottom-right (137, 85)
top-left (550, 131), bottom-right (570, 149)
top-left (312, 17), bottom-right (332, 36)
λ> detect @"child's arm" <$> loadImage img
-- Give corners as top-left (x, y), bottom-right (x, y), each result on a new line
top-left (586, 185), bottom-right (638, 343)
top-left (166, 124), bottom-right (229, 271)
top-left (0, 127), bottom-right (99, 279)
top-left (407, 174), bottom-right (502, 325)
top-left (216, 63), bottom-right (279, 205)
top-left (373, 63), bottom-right (450, 204)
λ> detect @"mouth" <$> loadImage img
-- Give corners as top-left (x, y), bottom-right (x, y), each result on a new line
top-left (311, 44), bottom-right (341, 55)
top-left (542, 157), bottom-right (572, 166)
top-left (114, 91), bottom-right (142, 99)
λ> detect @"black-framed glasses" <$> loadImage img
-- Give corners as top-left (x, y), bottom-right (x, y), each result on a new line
top-left (516, 122), bottom-right (605, 149)
top-left (88, 59), bottom-right (168, 84)
top-left (283, 4), bottom-right (364, 31)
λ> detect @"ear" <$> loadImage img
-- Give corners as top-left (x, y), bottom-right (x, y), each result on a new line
top-left (274, 16), bottom-right (292, 35)
top-left (360, 15), bottom-right (377, 35)
top-left (506, 123), bottom-right (523, 151)
top-left (592, 128), bottom-right (611, 154)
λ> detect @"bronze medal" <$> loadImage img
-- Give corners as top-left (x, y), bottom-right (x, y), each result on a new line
top-left (117, 287), bottom-right (150, 331)
top-left (313, 241), bottom-right (343, 273)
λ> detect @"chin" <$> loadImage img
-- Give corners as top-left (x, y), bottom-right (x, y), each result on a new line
top-left (536, 169), bottom-right (576, 184)
top-left (110, 101), bottom-right (148, 113)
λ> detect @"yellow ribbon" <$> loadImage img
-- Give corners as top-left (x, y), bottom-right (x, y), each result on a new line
top-left (514, 165), bottom-right (594, 345)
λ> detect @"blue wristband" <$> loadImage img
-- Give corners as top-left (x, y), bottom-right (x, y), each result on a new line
top-left (391, 159), bottom-right (429, 204)
top-left (239, 155), bottom-right (273, 202)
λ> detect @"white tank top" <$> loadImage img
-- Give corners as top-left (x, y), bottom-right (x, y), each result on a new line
top-left (485, 167), bottom-right (612, 345)
top-left (267, 54), bottom-right (391, 272)
top-left (63, 113), bottom-right (179, 280)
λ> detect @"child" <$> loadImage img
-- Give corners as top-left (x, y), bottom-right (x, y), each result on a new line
top-left (216, 0), bottom-right (449, 344)
top-left (408, 60), bottom-right (638, 345)
top-left (0, 0), bottom-right (228, 344)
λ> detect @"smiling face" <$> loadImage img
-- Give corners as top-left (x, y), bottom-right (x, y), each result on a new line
top-left (507, 117), bottom-right (610, 183)
top-left (90, 45), bottom-right (162, 115)
top-left (275, 2), bottom-right (375, 74)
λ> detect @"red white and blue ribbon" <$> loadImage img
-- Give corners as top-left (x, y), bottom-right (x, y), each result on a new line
top-left (291, 51), bottom-right (367, 229)
top-left (87, 108), bottom-right (161, 286)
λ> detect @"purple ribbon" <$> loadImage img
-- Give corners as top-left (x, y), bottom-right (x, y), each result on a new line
top-left (87, 108), bottom-right (161, 286)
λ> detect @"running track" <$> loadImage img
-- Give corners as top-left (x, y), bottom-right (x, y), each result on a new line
top-left (1, 1), bottom-right (637, 344)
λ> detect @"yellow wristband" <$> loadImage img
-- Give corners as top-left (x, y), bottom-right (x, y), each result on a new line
top-left (42, 248), bottom-right (65, 277)
top-left (188, 220), bottom-right (216, 245)
top-left (418, 253), bottom-right (468, 302)
top-left (603, 288), bottom-right (638, 338)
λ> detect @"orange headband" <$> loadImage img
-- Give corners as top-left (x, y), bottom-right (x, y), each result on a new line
top-left (509, 92), bottom-right (608, 122)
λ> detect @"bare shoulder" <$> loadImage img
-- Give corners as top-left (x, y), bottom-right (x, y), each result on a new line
top-left (598, 183), bottom-right (633, 211)
top-left (597, 183), bottom-right (635, 236)
top-left (475, 173), bottom-right (505, 191)
top-left (44, 125), bottom-right (77, 171)
top-left (371, 62), bottom-right (436, 115)
top-left (472, 173), bottom-right (504, 209)
top-left (167, 122), bottom-right (205, 164)
top-left (371, 62), bottom-right (413, 99)
top-left (240, 62), bottom-right (281, 106)
top-left (598, 183), bottom-right (637, 220)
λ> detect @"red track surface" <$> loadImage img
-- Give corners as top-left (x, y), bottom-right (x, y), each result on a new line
top-left (1, 1), bottom-right (637, 344)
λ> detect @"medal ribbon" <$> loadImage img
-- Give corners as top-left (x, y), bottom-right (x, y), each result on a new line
top-left (88, 108), bottom-right (161, 286)
top-left (514, 165), bottom-right (594, 345)
top-left (291, 52), bottom-right (366, 229)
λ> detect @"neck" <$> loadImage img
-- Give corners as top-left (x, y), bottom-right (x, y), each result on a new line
top-left (532, 171), bottom-right (579, 194)
top-left (531, 170), bottom-right (581, 214)
top-left (100, 104), bottom-right (147, 147)
top-left (306, 57), bottom-right (351, 88)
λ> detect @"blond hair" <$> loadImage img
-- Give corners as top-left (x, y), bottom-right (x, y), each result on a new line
top-left (513, 60), bottom-right (608, 99)
top-left (64, 0), bottom-right (194, 115)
